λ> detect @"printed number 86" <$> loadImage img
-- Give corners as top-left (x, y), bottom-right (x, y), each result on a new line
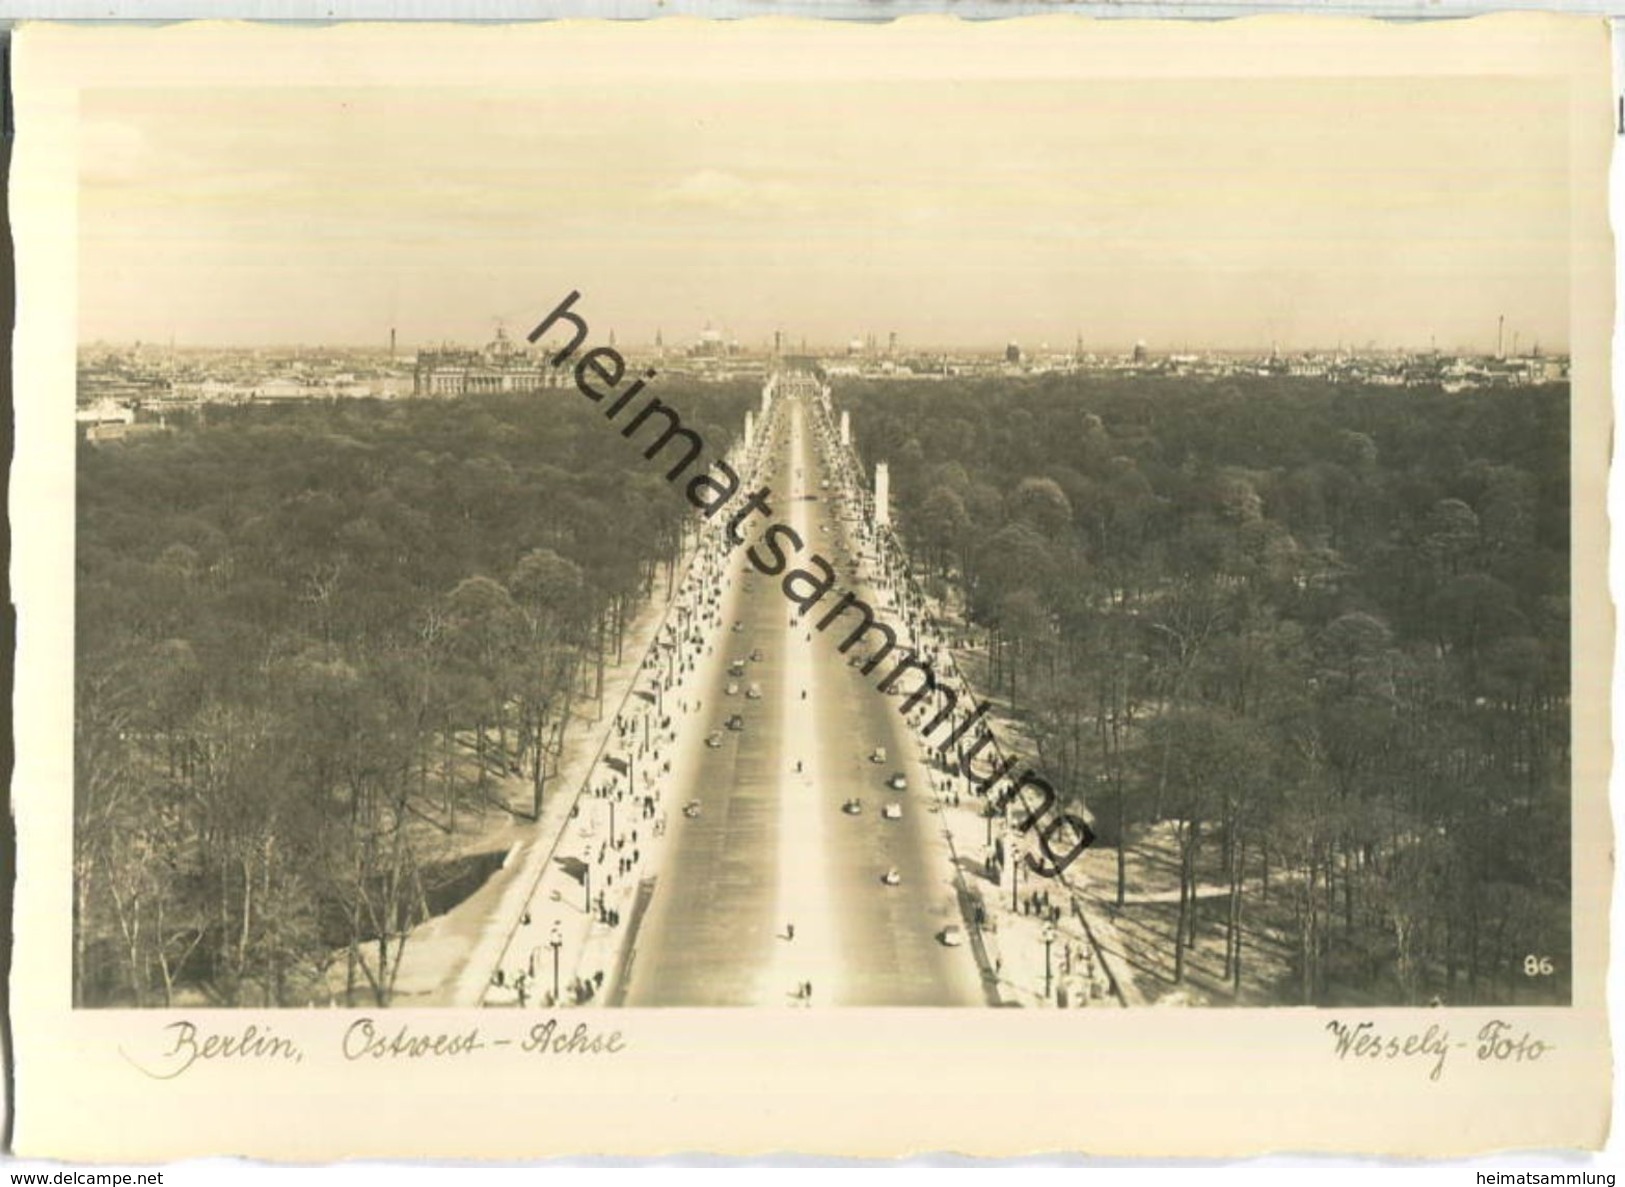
top-left (1523, 955), bottom-right (1555, 976)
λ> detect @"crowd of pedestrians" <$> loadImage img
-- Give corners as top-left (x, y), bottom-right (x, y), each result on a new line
top-left (487, 375), bottom-right (1118, 1009)
top-left (806, 387), bottom-right (1116, 1008)
top-left (488, 384), bottom-right (783, 1006)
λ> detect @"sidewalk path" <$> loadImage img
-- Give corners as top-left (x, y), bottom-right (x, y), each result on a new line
top-left (815, 390), bottom-right (1127, 1008)
top-left (478, 416), bottom-right (775, 1009)
top-left (387, 436), bottom-right (758, 1006)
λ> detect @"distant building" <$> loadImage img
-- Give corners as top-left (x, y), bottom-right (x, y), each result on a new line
top-left (1005, 341), bottom-right (1021, 365)
top-left (690, 326), bottom-right (732, 359)
top-left (84, 421), bottom-right (169, 445)
top-left (77, 403), bottom-right (168, 444)
top-left (256, 377), bottom-right (312, 400)
top-left (413, 326), bottom-right (556, 397)
top-left (75, 401), bottom-right (135, 427)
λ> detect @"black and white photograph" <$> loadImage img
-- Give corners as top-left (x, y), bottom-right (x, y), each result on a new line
top-left (66, 56), bottom-right (1588, 1015)
top-left (11, 13), bottom-right (1614, 1161)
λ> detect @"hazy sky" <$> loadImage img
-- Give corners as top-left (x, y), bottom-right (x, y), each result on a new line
top-left (80, 78), bottom-right (1573, 352)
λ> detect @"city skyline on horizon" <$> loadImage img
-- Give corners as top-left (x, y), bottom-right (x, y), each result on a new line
top-left (81, 321), bottom-right (1564, 358)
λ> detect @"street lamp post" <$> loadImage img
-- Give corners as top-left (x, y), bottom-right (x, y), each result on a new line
top-left (1042, 923), bottom-right (1057, 1000)
top-left (549, 922), bottom-right (563, 1004)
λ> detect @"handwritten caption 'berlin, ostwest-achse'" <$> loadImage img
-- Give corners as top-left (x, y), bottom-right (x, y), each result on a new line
top-left (124, 1019), bottom-right (626, 1079)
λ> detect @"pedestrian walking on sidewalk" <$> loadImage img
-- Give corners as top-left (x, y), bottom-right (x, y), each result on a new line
top-left (786, 922), bottom-right (795, 941)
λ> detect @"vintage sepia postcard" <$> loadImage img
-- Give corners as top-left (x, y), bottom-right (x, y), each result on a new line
top-left (8, 13), bottom-right (1614, 1160)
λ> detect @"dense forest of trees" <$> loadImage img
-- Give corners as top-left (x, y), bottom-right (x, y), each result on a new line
top-left (843, 375), bottom-right (1571, 1005)
top-left (74, 383), bottom-right (754, 1007)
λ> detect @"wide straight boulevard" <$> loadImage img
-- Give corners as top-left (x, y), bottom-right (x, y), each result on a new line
top-left (616, 391), bottom-right (986, 1007)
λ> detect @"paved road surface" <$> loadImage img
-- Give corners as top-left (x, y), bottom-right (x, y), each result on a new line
top-left (619, 392), bottom-right (984, 1006)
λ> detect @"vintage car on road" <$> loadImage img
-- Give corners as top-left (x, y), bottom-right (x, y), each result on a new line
top-left (726, 714), bottom-right (745, 732)
top-left (882, 802), bottom-right (902, 820)
top-left (869, 747), bottom-right (887, 764)
top-left (746, 683), bottom-right (763, 700)
top-left (728, 660), bottom-right (747, 677)
top-left (750, 648), bottom-right (764, 662)
top-left (732, 621), bottom-right (744, 633)
top-left (940, 925), bottom-right (964, 948)
top-left (841, 798), bottom-right (863, 816)
top-left (887, 772), bottom-right (908, 791)
top-left (705, 730), bottom-right (724, 749)
top-left (726, 681), bottom-right (740, 696)
top-left (683, 800), bottom-right (702, 819)
top-left (881, 868), bottom-right (901, 886)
